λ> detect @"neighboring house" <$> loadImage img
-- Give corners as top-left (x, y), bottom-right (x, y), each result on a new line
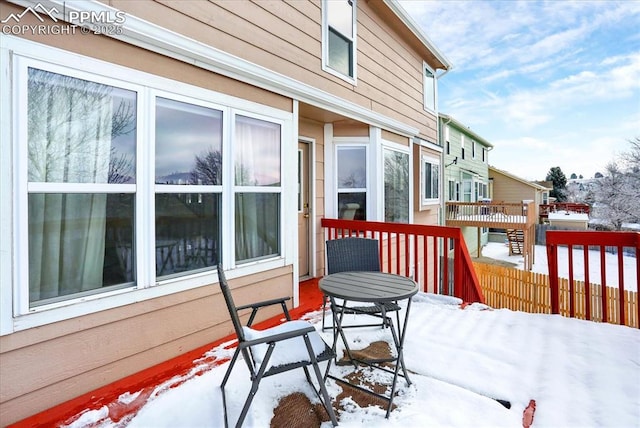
top-left (489, 166), bottom-right (552, 221)
top-left (440, 114), bottom-right (493, 255)
top-left (0, 0), bottom-right (451, 424)
top-left (547, 211), bottom-right (589, 230)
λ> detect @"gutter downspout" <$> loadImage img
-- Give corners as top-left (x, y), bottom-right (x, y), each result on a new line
top-left (440, 113), bottom-right (453, 226)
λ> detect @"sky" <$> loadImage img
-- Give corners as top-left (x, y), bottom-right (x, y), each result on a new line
top-left (400, 0), bottom-right (640, 181)
top-left (65, 285), bottom-right (639, 427)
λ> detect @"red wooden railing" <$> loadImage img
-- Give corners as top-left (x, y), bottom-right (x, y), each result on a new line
top-left (547, 230), bottom-right (640, 328)
top-left (321, 218), bottom-right (485, 304)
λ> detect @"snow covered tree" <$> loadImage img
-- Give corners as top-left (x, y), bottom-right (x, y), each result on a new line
top-left (593, 138), bottom-right (640, 230)
top-left (546, 167), bottom-right (568, 202)
top-left (570, 173), bottom-right (577, 179)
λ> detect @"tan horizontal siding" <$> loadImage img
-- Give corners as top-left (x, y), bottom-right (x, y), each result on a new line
top-left (109, 0), bottom-right (438, 138)
top-left (0, 265), bottom-right (293, 424)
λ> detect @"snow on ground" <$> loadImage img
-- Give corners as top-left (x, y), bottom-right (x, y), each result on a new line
top-left (481, 242), bottom-right (638, 291)
top-left (65, 295), bottom-right (640, 428)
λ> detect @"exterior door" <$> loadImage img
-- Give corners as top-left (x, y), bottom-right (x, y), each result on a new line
top-left (297, 141), bottom-right (311, 278)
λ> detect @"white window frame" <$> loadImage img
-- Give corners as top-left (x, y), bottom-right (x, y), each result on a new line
top-left (382, 142), bottom-right (412, 222)
top-left (322, 0), bottom-right (357, 84)
top-left (335, 141), bottom-right (369, 220)
top-left (421, 154), bottom-right (440, 205)
top-left (3, 37), bottom-right (294, 332)
top-left (423, 62), bottom-right (437, 113)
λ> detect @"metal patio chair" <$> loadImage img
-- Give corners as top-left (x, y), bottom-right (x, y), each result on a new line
top-left (323, 237), bottom-right (401, 331)
top-left (217, 264), bottom-right (338, 428)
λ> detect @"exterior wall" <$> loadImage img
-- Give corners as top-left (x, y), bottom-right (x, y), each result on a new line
top-left (490, 170), bottom-right (537, 203)
top-left (489, 168), bottom-right (546, 219)
top-left (0, 266), bottom-right (293, 425)
top-left (442, 120), bottom-right (491, 203)
top-left (104, 0), bottom-right (439, 142)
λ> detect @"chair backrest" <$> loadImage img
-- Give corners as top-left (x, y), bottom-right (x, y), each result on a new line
top-left (326, 237), bottom-right (381, 274)
top-left (217, 264), bottom-right (245, 342)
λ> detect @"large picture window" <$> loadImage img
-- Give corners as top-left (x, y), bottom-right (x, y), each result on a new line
top-left (323, 0), bottom-right (356, 81)
top-left (13, 53), bottom-right (289, 317)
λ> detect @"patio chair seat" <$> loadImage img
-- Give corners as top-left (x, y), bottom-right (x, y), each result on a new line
top-left (242, 321), bottom-right (332, 372)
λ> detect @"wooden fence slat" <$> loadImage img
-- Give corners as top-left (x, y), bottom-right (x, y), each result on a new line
top-left (473, 262), bottom-right (638, 329)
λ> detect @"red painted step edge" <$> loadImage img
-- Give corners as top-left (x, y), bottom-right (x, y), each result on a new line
top-left (8, 279), bottom-right (325, 428)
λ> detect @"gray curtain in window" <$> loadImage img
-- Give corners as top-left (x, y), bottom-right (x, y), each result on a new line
top-left (28, 70), bottom-right (112, 302)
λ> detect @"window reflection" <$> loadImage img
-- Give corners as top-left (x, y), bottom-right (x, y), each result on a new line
top-left (27, 68), bottom-right (137, 184)
top-left (337, 146), bottom-right (366, 188)
top-left (155, 193), bottom-right (220, 277)
top-left (155, 97), bottom-right (223, 185)
top-left (384, 149), bottom-right (409, 223)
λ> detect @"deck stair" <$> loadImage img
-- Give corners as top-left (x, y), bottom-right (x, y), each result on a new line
top-left (506, 229), bottom-right (524, 255)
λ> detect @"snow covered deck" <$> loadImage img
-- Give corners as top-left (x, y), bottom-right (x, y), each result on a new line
top-left (445, 201), bottom-right (537, 229)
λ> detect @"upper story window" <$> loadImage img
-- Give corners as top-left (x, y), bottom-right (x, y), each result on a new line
top-left (461, 135), bottom-right (466, 160)
top-left (472, 141), bottom-right (477, 159)
top-left (337, 146), bottom-right (367, 220)
top-left (423, 63), bottom-right (436, 112)
top-left (323, 0), bottom-right (357, 82)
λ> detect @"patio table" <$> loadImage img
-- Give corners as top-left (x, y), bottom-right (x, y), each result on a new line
top-left (319, 271), bottom-right (418, 417)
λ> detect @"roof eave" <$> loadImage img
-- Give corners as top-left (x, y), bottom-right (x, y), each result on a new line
top-left (383, 0), bottom-right (452, 71)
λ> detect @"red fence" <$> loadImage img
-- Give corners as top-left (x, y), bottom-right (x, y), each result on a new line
top-left (546, 230), bottom-right (640, 328)
top-left (320, 218), bottom-right (485, 304)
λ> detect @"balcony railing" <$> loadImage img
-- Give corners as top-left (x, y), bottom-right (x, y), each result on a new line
top-left (445, 201), bottom-right (537, 229)
top-left (540, 203), bottom-right (590, 217)
top-left (320, 218), bottom-right (485, 304)
top-left (546, 230), bottom-right (639, 328)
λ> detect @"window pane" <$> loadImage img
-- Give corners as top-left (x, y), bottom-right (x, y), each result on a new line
top-left (337, 146), bottom-right (366, 188)
top-left (28, 193), bottom-right (134, 306)
top-left (432, 164), bottom-right (439, 199)
top-left (327, 0), bottom-right (353, 38)
top-left (384, 150), bottom-right (409, 223)
top-left (28, 68), bottom-right (137, 184)
top-left (338, 192), bottom-right (366, 220)
top-left (328, 29), bottom-right (353, 77)
top-left (235, 193), bottom-right (280, 262)
top-left (235, 115), bottom-right (281, 186)
top-left (155, 193), bottom-right (220, 278)
top-left (424, 68), bottom-right (435, 111)
top-left (425, 162), bottom-right (433, 198)
top-left (155, 97), bottom-right (223, 185)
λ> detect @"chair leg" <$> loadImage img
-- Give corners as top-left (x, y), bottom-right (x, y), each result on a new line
top-left (234, 344), bottom-right (276, 428)
top-left (303, 337), bottom-right (339, 426)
